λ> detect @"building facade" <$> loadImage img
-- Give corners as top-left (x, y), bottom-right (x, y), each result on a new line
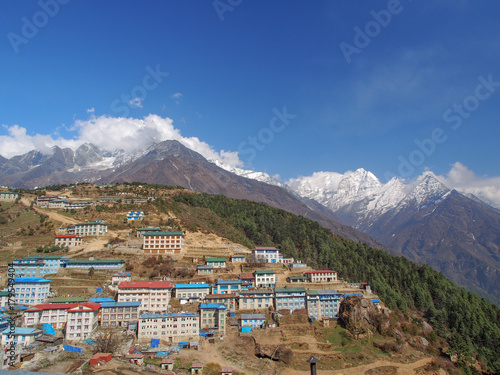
top-left (306, 289), bottom-right (342, 320)
top-left (174, 283), bottom-right (211, 301)
top-left (240, 314), bottom-right (266, 329)
top-left (274, 287), bottom-right (306, 312)
top-left (251, 247), bottom-right (282, 263)
top-left (138, 312), bottom-right (199, 343)
top-left (65, 259), bottom-right (124, 269)
top-left (12, 278), bottom-right (51, 305)
top-left (199, 304), bottom-right (227, 336)
top-left (68, 222), bottom-right (108, 236)
top-left (143, 231), bottom-right (184, 254)
top-left (0, 192), bottom-right (19, 200)
top-left (305, 270), bottom-right (338, 283)
top-left (100, 301), bottom-right (141, 328)
top-left (117, 280), bottom-right (172, 312)
top-left (253, 270), bottom-right (276, 288)
top-left (55, 234), bottom-right (83, 247)
top-left (65, 302), bottom-right (100, 340)
top-left (204, 294), bottom-right (237, 312)
top-left (238, 289), bottom-right (274, 310)
top-left (206, 258), bottom-right (226, 269)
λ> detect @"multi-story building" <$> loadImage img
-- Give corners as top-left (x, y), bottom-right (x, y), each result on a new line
top-left (304, 270), bottom-right (338, 283)
top-left (47, 200), bottom-right (67, 209)
top-left (0, 327), bottom-right (42, 348)
top-left (274, 287), bottom-right (307, 312)
top-left (55, 234), bottom-right (83, 247)
top-left (240, 314), bottom-right (266, 329)
top-left (15, 255), bottom-right (69, 277)
top-left (117, 280), bottom-right (172, 312)
top-left (199, 304), bottom-right (227, 336)
top-left (65, 259), bottom-right (124, 269)
top-left (35, 195), bottom-right (61, 207)
top-left (142, 231), bottom-right (184, 255)
top-left (11, 259), bottom-right (44, 278)
top-left (64, 201), bottom-right (93, 210)
top-left (251, 247), bottom-right (282, 263)
top-left (204, 294), bottom-right (237, 312)
top-left (100, 301), bottom-right (141, 328)
top-left (173, 283), bottom-right (211, 302)
top-left (65, 302), bottom-right (100, 341)
top-left (24, 302), bottom-right (82, 329)
top-left (68, 222), bottom-right (108, 236)
top-left (206, 258), bottom-right (226, 269)
top-left (306, 290), bottom-right (342, 320)
top-left (212, 279), bottom-right (250, 295)
top-left (0, 192), bottom-right (19, 200)
top-left (12, 278), bottom-right (51, 305)
top-left (138, 312), bottom-right (199, 343)
top-left (253, 270), bottom-right (276, 288)
top-left (238, 289), bottom-right (274, 310)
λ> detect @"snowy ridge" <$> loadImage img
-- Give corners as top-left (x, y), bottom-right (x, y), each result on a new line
top-left (209, 159), bottom-right (284, 187)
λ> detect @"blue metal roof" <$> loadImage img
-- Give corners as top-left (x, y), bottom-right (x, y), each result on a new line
top-left (101, 301), bottom-right (141, 308)
top-left (1, 327), bottom-right (41, 335)
top-left (89, 298), bottom-right (116, 303)
top-left (216, 279), bottom-right (241, 285)
top-left (174, 283), bottom-right (210, 289)
top-left (140, 312), bottom-right (198, 319)
top-left (13, 278), bottom-right (51, 283)
top-left (199, 304), bottom-right (226, 310)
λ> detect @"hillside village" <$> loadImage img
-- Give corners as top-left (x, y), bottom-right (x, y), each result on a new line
top-left (0, 185), bottom-right (457, 374)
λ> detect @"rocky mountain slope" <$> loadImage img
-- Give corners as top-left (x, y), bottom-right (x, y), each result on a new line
top-left (0, 141), bottom-right (385, 250)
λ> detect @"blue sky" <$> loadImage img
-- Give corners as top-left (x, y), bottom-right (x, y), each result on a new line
top-left (1, 1), bottom-right (500, 186)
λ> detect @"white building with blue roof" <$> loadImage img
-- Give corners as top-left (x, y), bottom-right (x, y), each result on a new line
top-left (11, 278), bottom-right (51, 305)
top-left (1, 327), bottom-right (42, 347)
top-left (138, 312), bottom-right (199, 343)
top-left (173, 283), bottom-right (211, 302)
top-left (100, 301), bottom-right (141, 328)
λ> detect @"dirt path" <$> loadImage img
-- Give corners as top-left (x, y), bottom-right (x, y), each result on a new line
top-left (284, 357), bottom-right (433, 375)
top-left (22, 198), bottom-right (79, 226)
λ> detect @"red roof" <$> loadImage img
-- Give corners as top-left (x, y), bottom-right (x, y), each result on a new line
top-left (26, 303), bottom-right (80, 311)
top-left (118, 280), bottom-right (172, 289)
top-left (161, 358), bottom-right (174, 364)
top-left (305, 270), bottom-right (337, 274)
top-left (67, 302), bottom-right (101, 312)
top-left (205, 293), bottom-right (236, 299)
top-left (55, 234), bottom-right (82, 239)
top-left (239, 273), bottom-right (254, 280)
top-left (129, 354), bottom-right (144, 359)
top-left (221, 367), bottom-right (233, 373)
top-left (191, 363), bottom-right (203, 368)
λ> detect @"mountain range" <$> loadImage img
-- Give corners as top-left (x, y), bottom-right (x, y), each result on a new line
top-left (0, 141), bottom-right (499, 304)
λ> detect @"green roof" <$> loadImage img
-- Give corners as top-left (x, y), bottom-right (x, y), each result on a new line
top-left (137, 227), bottom-right (161, 231)
top-left (66, 259), bottom-right (124, 264)
top-left (74, 222), bottom-right (107, 226)
top-left (24, 255), bottom-right (68, 260)
top-left (47, 296), bottom-right (88, 303)
top-left (206, 258), bottom-right (226, 262)
top-left (0, 291), bottom-right (11, 297)
top-left (254, 270), bottom-right (275, 274)
top-left (288, 276), bottom-right (308, 280)
top-left (144, 231), bottom-right (184, 236)
top-left (306, 290), bottom-right (319, 295)
top-left (275, 287), bottom-right (306, 293)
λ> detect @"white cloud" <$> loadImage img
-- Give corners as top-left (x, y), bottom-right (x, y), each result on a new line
top-left (86, 107), bottom-right (95, 114)
top-left (129, 98), bottom-right (143, 108)
top-left (435, 162), bottom-right (500, 208)
top-left (0, 114), bottom-right (244, 168)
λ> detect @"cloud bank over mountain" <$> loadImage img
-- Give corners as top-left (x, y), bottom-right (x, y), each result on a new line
top-left (0, 114), bottom-right (243, 168)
